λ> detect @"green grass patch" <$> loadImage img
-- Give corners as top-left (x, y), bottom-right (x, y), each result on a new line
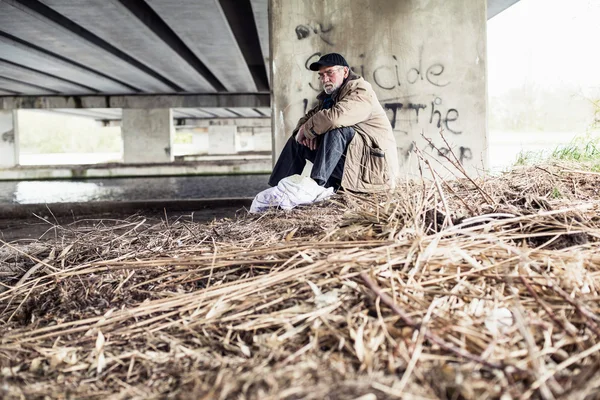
top-left (550, 140), bottom-right (600, 162)
top-left (513, 134), bottom-right (600, 171)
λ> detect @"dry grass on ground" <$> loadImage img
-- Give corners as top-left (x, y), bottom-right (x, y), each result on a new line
top-left (1, 162), bottom-right (600, 399)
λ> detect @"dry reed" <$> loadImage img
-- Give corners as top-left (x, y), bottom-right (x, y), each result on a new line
top-left (1, 161), bottom-right (600, 399)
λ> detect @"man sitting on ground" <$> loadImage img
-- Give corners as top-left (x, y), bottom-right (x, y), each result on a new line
top-left (269, 52), bottom-right (399, 192)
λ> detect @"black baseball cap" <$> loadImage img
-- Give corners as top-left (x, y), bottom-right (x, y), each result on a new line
top-left (309, 53), bottom-right (349, 71)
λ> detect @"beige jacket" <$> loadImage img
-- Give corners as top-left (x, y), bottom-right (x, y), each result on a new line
top-left (294, 72), bottom-right (398, 192)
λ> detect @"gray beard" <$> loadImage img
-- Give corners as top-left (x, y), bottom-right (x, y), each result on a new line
top-left (324, 85), bottom-right (340, 95)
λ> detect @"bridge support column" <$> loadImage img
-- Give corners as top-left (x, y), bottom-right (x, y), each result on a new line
top-left (122, 109), bottom-right (174, 163)
top-left (270, 0), bottom-right (488, 176)
top-left (0, 111), bottom-right (19, 167)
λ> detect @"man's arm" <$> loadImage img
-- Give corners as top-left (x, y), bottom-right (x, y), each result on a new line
top-left (303, 82), bottom-right (373, 138)
top-left (292, 103), bottom-right (320, 137)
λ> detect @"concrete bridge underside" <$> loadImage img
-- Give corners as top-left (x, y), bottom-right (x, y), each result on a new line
top-left (0, 0), bottom-right (518, 112)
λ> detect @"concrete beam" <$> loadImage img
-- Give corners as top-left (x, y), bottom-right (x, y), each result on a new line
top-left (0, 59), bottom-right (91, 95)
top-left (0, 1), bottom-right (173, 93)
top-left (0, 76), bottom-right (57, 95)
top-left (199, 107), bottom-right (246, 118)
top-left (0, 34), bottom-right (131, 93)
top-left (173, 109), bottom-right (217, 119)
top-left (249, 0), bottom-right (270, 85)
top-left (40, 0), bottom-right (217, 92)
top-left (145, 0), bottom-right (258, 92)
top-left (51, 108), bottom-right (122, 120)
top-left (47, 107), bottom-right (271, 121)
top-left (0, 94), bottom-right (270, 109)
top-left (230, 107), bottom-right (267, 118)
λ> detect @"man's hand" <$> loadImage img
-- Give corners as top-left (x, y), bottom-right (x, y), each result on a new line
top-left (296, 125), bottom-right (317, 150)
top-left (295, 124), bottom-right (306, 144)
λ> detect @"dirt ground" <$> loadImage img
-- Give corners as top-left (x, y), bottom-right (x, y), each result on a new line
top-left (0, 205), bottom-right (245, 242)
top-left (1, 164), bottom-right (600, 399)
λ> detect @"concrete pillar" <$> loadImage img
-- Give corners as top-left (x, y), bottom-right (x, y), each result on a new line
top-left (122, 109), bottom-right (174, 163)
top-left (0, 110), bottom-right (19, 167)
top-left (270, 0), bottom-right (488, 175)
top-left (208, 125), bottom-right (238, 155)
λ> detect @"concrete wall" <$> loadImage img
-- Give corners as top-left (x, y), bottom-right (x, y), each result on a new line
top-left (122, 109), bottom-right (174, 163)
top-left (182, 118), bottom-right (272, 153)
top-left (0, 111), bottom-right (18, 167)
top-left (208, 125), bottom-right (238, 155)
top-left (270, 0), bottom-right (488, 176)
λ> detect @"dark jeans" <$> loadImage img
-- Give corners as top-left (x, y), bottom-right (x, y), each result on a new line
top-left (269, 126), bottom-right (355, 190)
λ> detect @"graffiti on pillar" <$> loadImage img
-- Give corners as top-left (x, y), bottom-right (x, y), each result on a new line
top-left (303, 49), bottom-right (450, 92)
top-left (295, 23), bottom-right (334, 45)
top-left (305, 52), bottom-right (325, 92)
top-left (303, 49), bottom-right (451, 93)
top-left (383, 97), bottom-right (462, 134)
top-left (384, 94), bottom-right (467, 164)
top-left (339, 48), bottom-right (452, 91)
top-left (406, 46), bottom-right (450, 87)
top-left (295, 25), bottom-right (311, 40)
top-left (427, 143), bottom-right (473, 164)
top-left (372, 56), bottom-right (402, 90)
top-left (367, 48), bottom-right (464, 165)
top-left (294, 46), bottom-right (474, 166)
top-left (397, 140), bottom-right (473, 164)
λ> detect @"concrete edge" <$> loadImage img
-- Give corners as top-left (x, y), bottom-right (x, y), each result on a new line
top-left (0, 198), bottom-right (254, 219)
top-left (0, 93), bottom-right (271, 110)
top-left (0, 159), bottom-right (272, 181)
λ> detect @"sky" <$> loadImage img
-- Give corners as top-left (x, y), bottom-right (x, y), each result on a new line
top-left (487, 0), bottom-right (600, 96)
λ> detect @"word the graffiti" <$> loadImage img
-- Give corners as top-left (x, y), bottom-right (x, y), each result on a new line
top-left (295, 23), bottom-right (334, 45)
top-left (384, 97), bottom-right (462, 135)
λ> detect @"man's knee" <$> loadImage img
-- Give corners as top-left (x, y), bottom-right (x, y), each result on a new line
top-left (327, 126), bottom-right (353, 133)
top-left (323, 126), bottom-right (355, 144)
